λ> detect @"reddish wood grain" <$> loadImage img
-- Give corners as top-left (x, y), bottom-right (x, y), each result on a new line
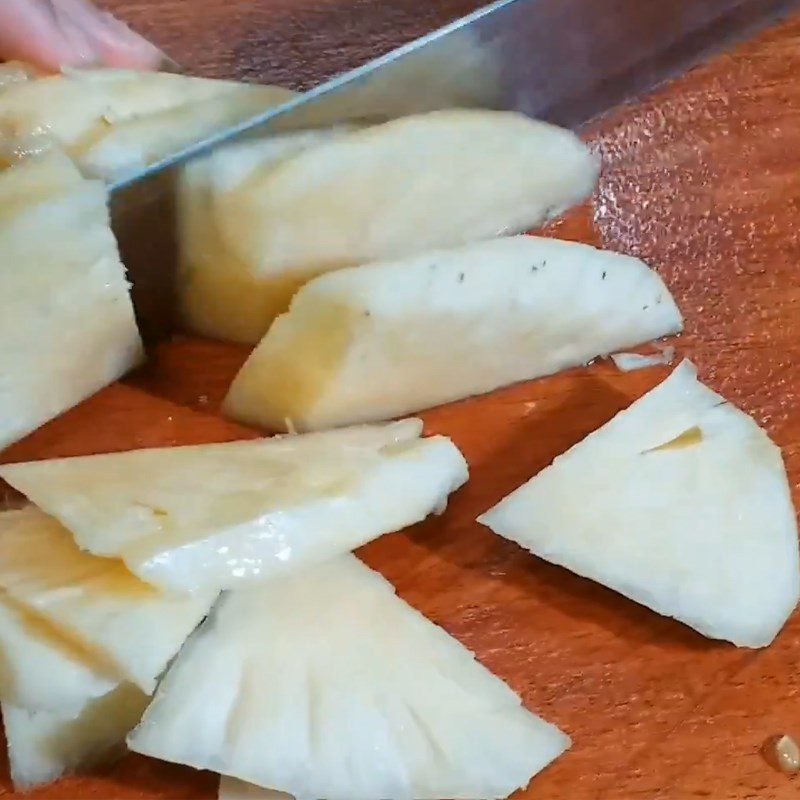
top-left (126, 336), bottom-right (250, 414)
top-left (3, 3), bottom-right (800, 800)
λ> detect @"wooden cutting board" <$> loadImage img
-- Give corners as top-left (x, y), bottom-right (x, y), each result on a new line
top-left (3, 2), bottom-right (800, 798)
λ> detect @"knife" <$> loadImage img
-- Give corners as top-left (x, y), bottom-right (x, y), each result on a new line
top-left (115, 0), bottom-right (800, 344)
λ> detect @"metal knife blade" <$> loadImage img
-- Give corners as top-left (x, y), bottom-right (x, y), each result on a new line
top-left (115, 0), bottom-right (800, 343)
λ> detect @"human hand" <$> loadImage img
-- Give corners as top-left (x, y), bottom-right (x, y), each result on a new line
top-left (0, 0), bottom-right (163, 71)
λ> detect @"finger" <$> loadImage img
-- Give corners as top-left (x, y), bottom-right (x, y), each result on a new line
top-left (50, 0), bottom-right (164, 70)
top-left (0, 0), bottom-right (164, 71)
top-left (0, 0), bottom-right (82, 70)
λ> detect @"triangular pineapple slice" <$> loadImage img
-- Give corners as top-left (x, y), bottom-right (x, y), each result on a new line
top-left (0, 593), bottom-right (117, 714)
top-left (0, 67), bottom-right (292, 180)
top-left (128, 556), bottom-right (569, 799)
top-left (186, 108), bottom-right (598, 343)
top-left (0, 421), bottom-right (468, 595)
top-left (0, 149), bottom-right (143, 450)
top-left (3, 683), bottom-right (147, 789)
top-left (223, 235), bottom-right (682, 432)
top-left (0, 507), bottom-right (214, 693)
top-left (479, 361), bottom-right (800, 647)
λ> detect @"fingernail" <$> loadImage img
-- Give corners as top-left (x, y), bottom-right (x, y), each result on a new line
top-left (94, 11), bottom-right (173, 70)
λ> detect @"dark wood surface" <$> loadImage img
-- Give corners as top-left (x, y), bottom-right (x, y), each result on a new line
top-left (3, 2), bottom-right (800, 798)
top-left (103, 0), bottom-right (486, 87)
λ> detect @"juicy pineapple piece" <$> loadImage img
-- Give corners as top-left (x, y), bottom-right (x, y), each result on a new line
top-left (0, 150), bottom-right (143, 450)
top-left (79, 86), bottom-right (295, 183)
top-left (178, 130), bottom-right (349, 343)
top-left (479, 361), bottom-right (800, 647)
top-left (180, 108), bottom-right (599, 343)
top-left (0, 62), bottom-right (39, 93)
top-left (0, 421), bottom-right (468, 595)
top-left (3, 683), bottom-right (147, 789)
top-left (0, 593), bottom-right (116, 714)
top-left (0, 507), bottom-right (214, 693)
top-left (0, 143), bottom-right (84, 208)
top-left (0, 63), bottom-right (39, 165)
top-left (0, 67), bottom-right (293, 181)
top-left (129, 556), bottom-right (569, 800)
top-left (223, 235), bottom-right (682, 432)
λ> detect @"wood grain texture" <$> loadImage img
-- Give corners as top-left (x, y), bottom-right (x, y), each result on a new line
top-left (99, 0), bottom-right (486, 86)
top-left (3, 3), bottom-right (800, 799)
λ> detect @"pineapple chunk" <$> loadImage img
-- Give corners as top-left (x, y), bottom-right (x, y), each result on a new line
top-left (0, 593), bottom-right (116, 714)
top-left (0, 421), bottom-right (468, 595)
top-left (0, 67), bottom-right (292, 181)
top-left (0, 142), bottom-right (84, 207)
top-left (223, 235), bottom-right (682, 432)
top-left (182, 109), bottom-right (599, 343)
top-left (129, 556), bottom-right (569, 800)
top-left (0, 507), bottom-right (214, 693)
top-left (479, 361), bottom-right (800, 647)
top-left (79, 85), bottom-right (295, 184)
top-left (0, 150), bottom-right (143, 450)
top-left (0, 62), bottom-right (39, 93)
top-left (178, 130), bottom-right (349, 344)
top-left (3, 683), bottom-right (147, 789)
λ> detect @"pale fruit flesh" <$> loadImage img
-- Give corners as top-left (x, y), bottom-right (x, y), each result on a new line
top-left (186, 108), bottom-right (599, 343)
top-left (0, 592), bottom-right (117, 714)
top-left (0, 149), bottom-right (143, 450)
top-left (78, 83), bottom-right (295, 184)
top-left (223, 235), bottom-right (682, 432)
top-left (177, 130), bottom-right (349, 344)
top-left (0, 67), bottom-right (292, 180)
top-left (129, 556), bottom-right (569, 800)
top-left (0, 142), bottom-right (84, 208)
top-left (3, 683), bottom-right (147, 789)
top-left (0, 421), bottom-right (468, 595)
top-left (479, 361), bottom-right (800, 647)
top-left (0, 62), bottom-right (38, 94)
top-left (0, 507), bottom-right (215, 693)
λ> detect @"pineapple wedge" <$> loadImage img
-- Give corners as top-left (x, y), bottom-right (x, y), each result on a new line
top-left (178, 130), bottom-right (350, 344)
top-left (78, 86), bottom-right (295, 184)
top-left (128, 556), bottom-right (569, 800)
top-left (223, 235), bottom-right (682, 432)
top-left (0, 507), bottom-right (214, 693)
top-left (184, 108), bottom-right (599, 343)
top-left (0, 67), bottom-right (292, 180)
top-left (0, 62), bottom-right (38, 94)
top-left (0, 150), bottom-right (143, 451)
top-left (0, 142), bottom-right (85, 208)
top-left (0, 421), bottom-right (468, 595)
top-left (3, 683), bottom-right (147, 790)
top-left (479, 361), bottom-right (800, 648)
top-left (0, 593), bottom-right (117, 714)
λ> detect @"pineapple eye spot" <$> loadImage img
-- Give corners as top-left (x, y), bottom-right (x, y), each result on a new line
top-left (134, 502), bottom-right (169, 518)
